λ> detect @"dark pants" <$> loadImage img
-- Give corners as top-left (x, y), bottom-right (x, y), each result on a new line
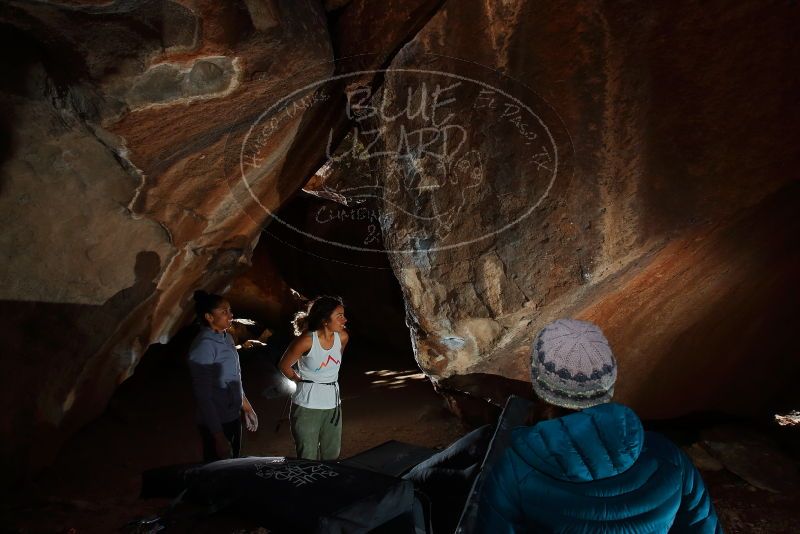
top-left (199, 418), bottom-right (242, 463)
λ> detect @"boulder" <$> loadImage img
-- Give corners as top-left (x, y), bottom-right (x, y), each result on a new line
top-left (354, 0), bottom-right (800, 418)
top-left (0, 0), bottom-right (449, 483)
top-left (2, 0), bottom-right (798, 486)
top-left (0, 0), bottom-right (334, 480)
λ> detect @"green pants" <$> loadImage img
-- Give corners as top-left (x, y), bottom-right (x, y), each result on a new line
top-left (290, 403), bottom-right (342, 460)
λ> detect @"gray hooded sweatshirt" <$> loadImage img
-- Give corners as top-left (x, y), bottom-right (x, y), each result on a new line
top-left (188, 327), bottom-right (244, 433)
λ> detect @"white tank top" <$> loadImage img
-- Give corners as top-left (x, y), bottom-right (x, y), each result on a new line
top-left (292, 331), bottom-right (342, 409)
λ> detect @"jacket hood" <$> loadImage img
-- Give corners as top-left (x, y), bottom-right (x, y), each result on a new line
top-left (197, 326), bottom-right (231, 345)
top-left (511, 403), bottom-right (644, 482)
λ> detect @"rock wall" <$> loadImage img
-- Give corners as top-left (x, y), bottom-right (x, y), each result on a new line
top-left (0, 0), bottom-right (447, 483)
top-left (0, 0), bottom-right (335, 479)
top-left (369, 0), bottom-right (800, 417)
top-left (1, 0), bottom-right (797, 483)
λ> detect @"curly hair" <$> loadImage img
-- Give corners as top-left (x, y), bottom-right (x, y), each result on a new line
top-left (292, 295), bottom-right (344, 336)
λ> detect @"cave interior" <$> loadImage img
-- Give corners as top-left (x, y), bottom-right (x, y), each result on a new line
top-left (0, 0), bottom-right (799, 532)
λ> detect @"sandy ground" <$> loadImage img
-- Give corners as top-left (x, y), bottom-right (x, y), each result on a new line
top-left (6, 338), bottom-right (467, 533)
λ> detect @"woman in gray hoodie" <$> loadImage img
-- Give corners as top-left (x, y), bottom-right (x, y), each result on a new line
top-left (188, 290), bottom-right (258, 462)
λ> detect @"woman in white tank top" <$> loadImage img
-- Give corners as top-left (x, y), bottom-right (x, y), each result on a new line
top-left (279, 296), bottom-right (349, 460)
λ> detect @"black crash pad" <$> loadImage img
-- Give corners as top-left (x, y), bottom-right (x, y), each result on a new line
top-left (183, 456), bottom-right (416, 533)
top-left (455, 394), bottom-right (532, 533)
top-left (340, 440), bottom-right (437, 478)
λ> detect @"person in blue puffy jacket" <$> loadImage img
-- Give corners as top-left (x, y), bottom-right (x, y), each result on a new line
top-left (476, 318), bottom-right (722, 533)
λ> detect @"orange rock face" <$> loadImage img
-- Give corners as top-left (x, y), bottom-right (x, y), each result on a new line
top-left (0, 0), bottom-right (335, 479)
top-left (1, 0), bottom-right (798, 484)
top-left (364, 0), bottom-right (800, 418)
top-left (0, 0), bottom-right (446, 482)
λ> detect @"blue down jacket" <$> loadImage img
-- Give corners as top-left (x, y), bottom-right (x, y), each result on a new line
top-left (476, 403), bottom-right (721, 533)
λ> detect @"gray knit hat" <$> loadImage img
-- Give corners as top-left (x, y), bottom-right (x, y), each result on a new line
top-left (531, 319), bottom-right (617, 409)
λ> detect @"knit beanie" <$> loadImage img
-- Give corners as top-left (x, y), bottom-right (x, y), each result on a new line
top-left (530, 318), bottom-right (617, 409)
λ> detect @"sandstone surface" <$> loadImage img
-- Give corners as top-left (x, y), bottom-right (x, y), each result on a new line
top-left (0, 0), bottom-right (447, 482)
top-left (0, 0), bottom-right (335, 479)
top-left (1, 0), bottom-right (798, 484)
top-left (314, 0), bottom-right (800, 417)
